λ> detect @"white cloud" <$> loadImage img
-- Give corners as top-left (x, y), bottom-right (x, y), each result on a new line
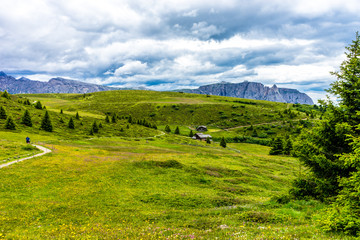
top-left (114, 61), bottom-right (148, 76)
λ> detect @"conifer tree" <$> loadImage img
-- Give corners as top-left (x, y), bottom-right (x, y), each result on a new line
top-left (189, 130), bottom-right (194, 137)
top-left (21, 109), bottom-right (32, 127)
top-left (60, 109), bottom-right (63, 114)
top-left (105, 115), bottom-right (110, 123)
top-left (68, 117), bottom-right (75, 129)
top-left (4, 116), bottom-right (16, 130)
top-left (92, 121), bottom-right (99, 133)
top-left (99, 122), bottom-right (103, 128)
top-left (165, 125), bottom-right (171, 133)
top-left (112, 114), bottom-right (117, 123)
top-left (269, 137), bottom-right (283, 155)
top-left (41, 111), bottom-right (53, 132)
top-left (0, 106), bottom-right (7, 119)
top-left (128, 115), bottom-right (132, 124)
top-left (174, 126), bottom-right (180, 134)
top-left (35, 101), bottom-right (42, 109)
top-left (220, 137), bottom-right (226, 148)
top-left (75, 112), bottom-right (80, 120)
top-left (206, 137), bottom-right (211, 144)
top-left (283, 135), bottom-right (293, 155)
top-left (1, 90), bottom-right (10, 99)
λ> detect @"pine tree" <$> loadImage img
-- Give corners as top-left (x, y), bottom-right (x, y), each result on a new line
top-left (41, 111), bottom-right (53, 132)
top-left (1, 90), bottom-right (10, 99)
top-left (105, 115), bottom-right (110, 123)
top-left (269, 137), bottom-right (283, 155)
top-left (283, 135), bottom-right (293, 155)
top-left (329, 32), bottom-right (360, 125)
top-left (75, 112), bottom-right (80, 120)
top-left (35, 101), bottom-right (42, 109)
top-left (4, 116), bottom-right (16, 130)
top-left (21, 109), bottom-right (32, 127)
top-left (68, 117), bottom-right (75, 129)
top-left (220, 137), bottom-right (226, 148)
top-left (112, 114), bottom-right (117, 123)
top-left (189, 130), bottom-right (194, 137)
top-left (0, 106), bottom-right (7, 119)
top-left (92, 121), bottom-right (99, 133)
top-left (165, 125), bottom-right (171, 133)
top-left (174, 126), bottom-right (180, 134)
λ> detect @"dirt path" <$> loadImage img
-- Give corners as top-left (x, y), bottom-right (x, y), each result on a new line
top-left (0, 144), bottom-right (52, 169)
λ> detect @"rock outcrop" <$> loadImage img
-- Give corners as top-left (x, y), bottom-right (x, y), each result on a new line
top-left (179, 81), bottom-right (314, 105)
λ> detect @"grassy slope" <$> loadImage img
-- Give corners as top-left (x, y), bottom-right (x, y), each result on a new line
top-left (0, 91), bottom-right (349, 239)
top-left (23, 90), bottom-right (310, 128)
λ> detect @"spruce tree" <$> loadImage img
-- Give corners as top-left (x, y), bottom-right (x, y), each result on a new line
top-left (283, 136), bottom-right (293, 155)
top-left (220, 137), bottom-right (226, 148)
top-left (1, 90), bottom-right (10, 99)
top-left (60, 109), bottom-right (63, 114)
top-left (68, 117), bottom-right (75, 129)
top-left (269, 137), bottom-right (283, 155)
top-left (92, 121), bottom-right (99, 133)
top-left (99, 122), bottom-right (103, 128)
top-left (165, 125), bottom-right (171, 133)
top-left (174, 126), bottom-right (180, 134)
top-left (4, 116), bottom-right (16, 130)
top-left (112, 114), bottom-right (117, 123)
top-left (0, 106), bottom-right (7, 119)
top-left (75, 112), bottom-right (80, 120)
top-left (128, 115), bottom-right (132, 124)
top-left (105, 115), bottom-right (110, 123)
top-left (41, 111), bottom-right (53, 132)
top-left (21, 109), bottom-right (32, 127)
top-left (35, 101), bottom-right (42, 109)
top-left (189, 130), bottom-right (194, 137)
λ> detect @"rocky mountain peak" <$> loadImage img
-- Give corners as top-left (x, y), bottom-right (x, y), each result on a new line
top-left (178, 81), bottom-right (314, 105)
top-left (0, 71), bottom-right (7, 77)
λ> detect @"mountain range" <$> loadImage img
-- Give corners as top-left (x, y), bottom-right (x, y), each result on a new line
top-left (0, 71), bottom-right (115, 94)
top-left (0, 71), bottom-right (313, 104)
top-left (178, 81), bottom-right (314, 105)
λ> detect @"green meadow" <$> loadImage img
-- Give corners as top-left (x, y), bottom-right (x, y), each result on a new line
top-left (0, 90), bottom-right (350, 239)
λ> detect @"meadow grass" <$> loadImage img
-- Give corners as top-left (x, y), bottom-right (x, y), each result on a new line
top-left (0, 133), bottom-right (354, 239)
top-left (0, 91), bottom-right (346, 239)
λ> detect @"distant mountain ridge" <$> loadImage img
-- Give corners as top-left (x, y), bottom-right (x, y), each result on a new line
top-left (0, 72), bottom-right (116, 94)
top-left (178, 81), bottom-right (314, 105)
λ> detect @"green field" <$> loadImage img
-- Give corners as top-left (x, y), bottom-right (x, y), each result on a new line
top-left (0, 90), bottom-right (350, 239)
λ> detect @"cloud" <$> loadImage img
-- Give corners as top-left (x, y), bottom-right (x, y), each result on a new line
top-left (113, 61), bottom-right (148, 76)
top-left (0, 0), bottom-right (358, 103)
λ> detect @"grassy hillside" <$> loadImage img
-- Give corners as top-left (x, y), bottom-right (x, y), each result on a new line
top-left (22, 90), bottom-right (315, 129)
top-left (0, 90), bottom-right (349, 239)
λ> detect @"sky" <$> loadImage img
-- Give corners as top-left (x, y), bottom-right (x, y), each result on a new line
top-left (1, 0), bottom-right (360, 103)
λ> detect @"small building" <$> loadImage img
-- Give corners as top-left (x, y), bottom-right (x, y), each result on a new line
top-left (196, 125), bottom-right (208, 132)
top-left (193, 133), bottom-right (212, 141)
